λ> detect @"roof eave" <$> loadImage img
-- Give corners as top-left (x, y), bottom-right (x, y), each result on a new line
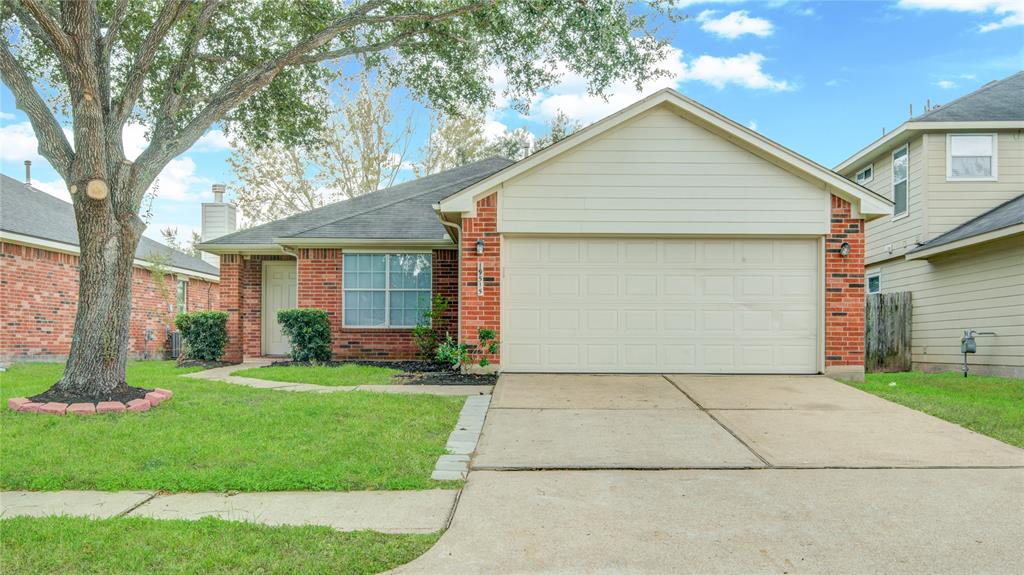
top-left (905, 223), bottom-right (1024, 260)
top-left (835, 120), bottom-right (1024, 173)
top-left (273, 237), bottom-right (455, 248)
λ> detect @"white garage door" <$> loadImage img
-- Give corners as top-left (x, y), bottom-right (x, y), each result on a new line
top-left (502, 237), bottom-right (820, 373)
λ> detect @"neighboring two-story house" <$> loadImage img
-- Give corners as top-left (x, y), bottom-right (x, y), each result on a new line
top-left (836, 72), bottom-right (1023, 378)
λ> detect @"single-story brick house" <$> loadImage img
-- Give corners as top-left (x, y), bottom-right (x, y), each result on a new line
top-left (0, 174), bottom-right (220, 362)
top-left (199, 90), bottom-right (892, 380)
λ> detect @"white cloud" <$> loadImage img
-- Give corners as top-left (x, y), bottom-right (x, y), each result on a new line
top-left (122, 122), bottom-right (148, 160)
top-left (0, 122), bottom-right (47, 164)
top-left (697, 10), bottom-right (774, 39)
top-left (191, 129), bottom-right (232, 152)
top-left (32, 178), bottom-right (72, 203)
top-left (148, 157), bottom-right (211, 202)
top-left (747, 120), bottom-right (759, 131)
top-left (825, 79), bottom-right (846, 87)
top-left (898, 0), bottom-right (1024, 32)
top-left (935, 79), bottom-right (958, 89)
top-left (682, 52), bottom-right (794, 91)
top-left (0, 111), bottom-right (16, 120)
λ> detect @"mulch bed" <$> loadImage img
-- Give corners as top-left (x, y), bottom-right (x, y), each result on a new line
top-left (265, 360), bottom-right (497, 386)
top-left (28, 383), bottom-right (152, 405)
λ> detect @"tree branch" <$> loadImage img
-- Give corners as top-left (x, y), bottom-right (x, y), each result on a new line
top-left (152, 0), bottom-right (221, 135)
top-left (110, 0), bottom-right (191, 131)
top-left (16, 0), bottom-right (75, 61)
top-left (0, 40), bottom-right (74, 180)
top-left (102, 0), bottom-right (132, 50)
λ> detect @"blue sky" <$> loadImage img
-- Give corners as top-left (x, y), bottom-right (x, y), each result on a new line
top-left (2, 0), bottom-right (1022, 247)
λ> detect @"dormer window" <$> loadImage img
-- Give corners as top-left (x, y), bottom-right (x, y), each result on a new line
top-left (855, 164), bottom-right (873, 185)
top-left (947, 134), bottom-right (996, 181)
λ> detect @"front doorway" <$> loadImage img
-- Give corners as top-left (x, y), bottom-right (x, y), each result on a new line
top-left (262, 261), bottom-right (297, 356)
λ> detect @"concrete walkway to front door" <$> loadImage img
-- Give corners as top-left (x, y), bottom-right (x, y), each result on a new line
top-left (393, 373), bottom-right (1024, 574)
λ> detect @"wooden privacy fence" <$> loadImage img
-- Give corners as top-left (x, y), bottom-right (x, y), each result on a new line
top-left (865, 291), bottom-right (913, 372)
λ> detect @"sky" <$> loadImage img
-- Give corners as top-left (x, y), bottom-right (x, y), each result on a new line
top-left (1, 0), bottom-right (1022, 248)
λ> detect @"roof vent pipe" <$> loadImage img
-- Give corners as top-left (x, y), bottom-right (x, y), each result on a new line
top-left (24, 160), bottom-right (31, 184)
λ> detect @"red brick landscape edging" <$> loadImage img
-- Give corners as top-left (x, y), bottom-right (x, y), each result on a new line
top-left (6, 389), bottom-right (173, 416)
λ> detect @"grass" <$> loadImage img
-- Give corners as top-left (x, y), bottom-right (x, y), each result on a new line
top-left (846, 371), bottom-right (1024, 448)
top-left (1, 361), bottom-right (463, 492)
top-left (0, 515), bottom-right (438, 575)
top-left (232, 364), bottom-right (400, 386)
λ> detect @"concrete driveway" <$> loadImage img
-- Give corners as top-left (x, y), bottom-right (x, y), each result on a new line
top-left (393, 374), bottom-right (1024, 574)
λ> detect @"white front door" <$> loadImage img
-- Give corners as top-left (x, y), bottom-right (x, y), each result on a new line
top-left (263, 261), bottom-right (297, 356)
top-left (502, 237), bottom-right (820, 373)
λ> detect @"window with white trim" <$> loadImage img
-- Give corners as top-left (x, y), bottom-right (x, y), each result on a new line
top-left (855, 164), bottom-right (873, 185)
top-left (176, 279), bottom-right (188, 314)
top-left (947, 133), bottom-right (996, 180)
top-left (891, 145), bottom-right (908, 219)
top-left (866, 270), bottom-right (881, 295)
top-left (342, 253), bottom-right (432, 328)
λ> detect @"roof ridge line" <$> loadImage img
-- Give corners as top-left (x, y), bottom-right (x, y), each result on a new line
top-left (283, 164), bottom-right (504, 239)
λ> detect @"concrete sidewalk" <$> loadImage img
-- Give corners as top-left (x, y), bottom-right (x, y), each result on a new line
top-left (183, 360), bottom-right (492, 396)
top-left (393, 468), bottom-right (1024, 574)
top-left (1, 489), bottom-right (457, 534)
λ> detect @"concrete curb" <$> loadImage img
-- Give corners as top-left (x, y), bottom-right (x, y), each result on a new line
top-left (433, 395), bottom-right (491, 480)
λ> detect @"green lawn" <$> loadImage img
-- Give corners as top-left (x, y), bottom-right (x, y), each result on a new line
top-left (1, 516), bottom-right (437, 575)
top-left (232, 363), bottom-right (400, 386)
top-left (1, 361), bottom-right (463, 492)
top-left (846, 371), bottom-right (1024, 448)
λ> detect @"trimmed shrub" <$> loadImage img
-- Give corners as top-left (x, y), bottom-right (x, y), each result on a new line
top-left (174, 311), bottom-right (228, 361)
top-left (277, 308), bottom-right (332, 362)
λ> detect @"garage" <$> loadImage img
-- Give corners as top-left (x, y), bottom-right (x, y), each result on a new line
top-left (439, 90), bottom-right (891, 380)
top-left (502, 237), bottom-right (820, 373)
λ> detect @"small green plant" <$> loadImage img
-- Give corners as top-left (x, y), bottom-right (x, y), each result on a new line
top-left (434, 328), bottom-right (499, 369)
top-left (411, 295), bottom-right (449, 360)
top-left (277, 308), bottom-right (333, 362)
top-left (175, 311), bottom-right (228, 361)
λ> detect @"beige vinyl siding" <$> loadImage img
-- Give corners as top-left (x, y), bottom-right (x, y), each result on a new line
top-left (925, 130), bottom-right (1024, 241)
top-left (498, 106), bottom-right (830, 235)
top-left (875, 237), bottom-right (1024, 376)
top-left (859, 135), bottom-right (926, 263)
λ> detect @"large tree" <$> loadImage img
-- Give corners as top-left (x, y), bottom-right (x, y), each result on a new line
top-left (1, 0), bottom-right (672, 396)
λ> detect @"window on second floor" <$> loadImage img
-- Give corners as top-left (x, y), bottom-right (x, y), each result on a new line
top-left (855, 164), bottom-right (873, 185)
top-left (892, 145), bottom-right (909, 219)
top-left (947, 134), bottom-right (996, 181)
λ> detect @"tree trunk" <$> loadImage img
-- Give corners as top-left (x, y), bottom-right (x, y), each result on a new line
top-left (51, 174), bottom-right (145, 396)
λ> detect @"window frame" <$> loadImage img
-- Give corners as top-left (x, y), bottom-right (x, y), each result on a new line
top-left (946, 133), bottom-right (997, 182)
top-left (855, 164), bottom-right (873, 185)
top-left (866, 269), bottom-right (881, 295)
top-left (891, 144), bottom-right (909, 221)
top-left (175, 278), bottom-right (188, 315)
top-left (341, 251), bottom-right (433, 329)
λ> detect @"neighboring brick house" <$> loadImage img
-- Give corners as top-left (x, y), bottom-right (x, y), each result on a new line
top-left (0, 174), bottom-right (220, 362)
top-left (201, 90), bottom-right (891, 380)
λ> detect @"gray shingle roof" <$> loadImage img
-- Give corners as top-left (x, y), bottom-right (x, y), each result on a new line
top-left (202, 156), bottom-right (513, 246)
top-left (0, 173), bottom-right (219, 276)
top-left (909, 193), bottom-right (1024, 254)
top-left (914, 71), bottom-right (1024, 122)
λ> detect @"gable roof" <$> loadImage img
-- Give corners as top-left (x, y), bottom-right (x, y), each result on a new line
top-left (199, 157), bottom-right (513, 251)
top-left (439, 88), bottom-right (892, 220)
top-left (907, 193), bottom-right (1024, 260)
top-left (914, 72), bottom-right (1024, 122)
top-left (0, 174), bottom-right (219, 278)
top-left (836, 71), bottom-right (1024, 173)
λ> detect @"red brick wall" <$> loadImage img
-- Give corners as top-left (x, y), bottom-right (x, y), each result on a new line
top-left (459, 194), bottom-right (501, 367)
top-left (0, 241), bottom-right (219, 362)
top-left (219, 254), bottom-right (289, 362)
top-left (224, 249), bottom-right (459, 361)
top-left (825, 196), bottom-right (866, 370)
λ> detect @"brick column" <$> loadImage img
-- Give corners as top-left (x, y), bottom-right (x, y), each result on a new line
top-left (824, 195), bottom-right (866, 381)
top-left (460, 193), bottom-right (501, 370)
top-left (432, 249), bottom-right (459, 339)
top-left (219, 254), bottom-right (244, 363)
top-left (297, 247), bottom-right (343, 322)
